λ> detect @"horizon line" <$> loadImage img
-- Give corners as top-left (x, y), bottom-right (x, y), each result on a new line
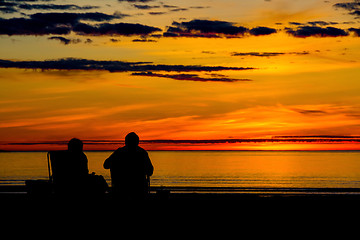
top-left (3, 136), bottom-right (360, 146)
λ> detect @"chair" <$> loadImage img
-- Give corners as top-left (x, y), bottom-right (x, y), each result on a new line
top-left (48, 150), bottom-right (85, 194)
top-left (47, 151), bottom-right (108, 196)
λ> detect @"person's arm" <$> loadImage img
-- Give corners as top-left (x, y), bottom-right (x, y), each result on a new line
top-left (83, 153), bottom-right (89, 175)
top-left (144, 152), bottom-right (154, 176)
top-left (103, 150), bottom-right (118, 169)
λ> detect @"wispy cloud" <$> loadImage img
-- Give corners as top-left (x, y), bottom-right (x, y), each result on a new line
top-left (163, 19), bottom-right (277, 38)
top-left (0, 12), bottom-right (159, 37)
top-left (0, 58), bottom-right (255, 73)
top-left (48, 36), bottom-right (82, 45)
top-left (0, 1), bottom-right (99, 14)
top-left (286, 26), bottom-right (349, 37)
top-left (131, 72), bottom-right (252, 82)
top-left (231, 51), bottom-right (309, 57)
top-left (333, 1), bottom-right (360, 18)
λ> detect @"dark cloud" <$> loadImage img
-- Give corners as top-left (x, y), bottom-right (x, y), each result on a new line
top-left (289, 21), bottom-right (339, 26)
top-left (232, 52), bottom-right (284, 57)
top-left (333, 1), bottom-right (360, 17)
top-left (307, 21), bottom-right (339, 26)
top-left (2, 0), bottom-right (56, 2)
top-left (162, 5), bottom-right (178, 9)
top-left (333, 0), bottom-right (360, 11)
top-left (334, 2), bottom-right (360, 11)
top-left (0, 1), bottom-right (18, 14)
top-left (132, 4), bottom-right (160, 10)
top-left (0, 17), bottom-right (72, 35)
top-left (286, 26), bottom-right (349, 37)
top-left (131, 72), bottom-right (252, 82)
top-left (110, 38), bottom-right (121, 42)
top-left (169, 8), bottom-right (188, 12)
top-left (289, 22), bottom-right (303, 26)
top-left (0, 12), bottom-right (160, 37)
top-left (0, 58), bottom-right (255, 73)
top-left (231, 51), bottom-right (309, 57)
top-left (73, 22), bottom-right (161, 36)
top-left (17, 4), bottom-right (98, 11)
top-left (272, 135), bottom-right (360, 139)
top-left (148, 11), bottom-right (166, 15)
top-left (48, 36), bottom-right (81, 45)
top-left (296, 109), bottom-right (327, 115)
top-left (189, 6), bottom-right (210, 9)
top-left (164, 19), bottom-right (249, 38)
top-left (132, 38), bottom-right (157, 42)
top-left (31, 12), bottom-right (121, 24)
top-left (349, 27), bottom-right (360, 36)
top-left (118, 0), bottom-right (154, 2)
top-left (249, 26), bottom-right (277, 36)
top-left (163, 20), bottom-right (277, 38)
top-left (0, 1), bottom-right (99, 14)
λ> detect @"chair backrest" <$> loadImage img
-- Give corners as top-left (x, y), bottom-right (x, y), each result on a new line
top-left (48, 150), bottom-right (78, 185)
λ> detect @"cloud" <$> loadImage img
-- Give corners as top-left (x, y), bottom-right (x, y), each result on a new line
top-left (132, 4), bottom-right (160, 10)
top-left (0, 17), bottom-right (72, 35)
top-left (333, 1), bottom-right (360, 18)
top-left (231, 51), bottom-right (309, 57)
top-left (2, 3), bottom-right (99, 12)
top-left (285, 26), bottom-right (349, 37)
top-left (163, 19), bottom-right (249, 38)
top-left (307, 21), bottom-right (339, 26)
top-left (232, 52), bottom-right (285, 57)
top-left (349, 27), bottom-right (360, 36)
top-left (131, 72), bottom-right (252, 82)
top-left (0, 12), bottom-right (125, 36)
top-left (73, 22), bottom-right (161, 36)
top-left (118, 0), bottom-right (154, 2)
top-left (0, 12), bottom-right (161, 37)
top-left (292, 108), bottom-right (328, 115)
top-left (163, 20), bottom-right (277, 38)
top-left (48, 36), bottom-right (81, 45)
top-left (31, 12), bottom-right (123, 23)
top-left (148, 11), bottom-right (166, 15)
top-left (132, 38), bottom-right (157, 42)
top-left (249, 26), bottom-right (277, 36)
top-left (290, 21), bottom-right (339, 26)
top-left (0, 58), bottom-right (255, 73)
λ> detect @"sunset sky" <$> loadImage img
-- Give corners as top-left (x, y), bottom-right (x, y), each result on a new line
top-left (1, 0), bottom-right (360, 150)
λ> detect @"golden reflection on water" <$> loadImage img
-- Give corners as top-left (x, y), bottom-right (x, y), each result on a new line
top-left (1, 151), bottom-right (360, 188)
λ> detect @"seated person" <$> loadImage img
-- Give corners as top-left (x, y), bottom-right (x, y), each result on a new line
top-left (50, 138), bottom-right (107, 196)
top-left (67, 138), bottom-right (89, 181)
top-left (103, 132), bottom-right (154, 200)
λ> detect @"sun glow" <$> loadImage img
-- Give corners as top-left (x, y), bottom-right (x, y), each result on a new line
top-left (1, 0), bottom-right (360, 151)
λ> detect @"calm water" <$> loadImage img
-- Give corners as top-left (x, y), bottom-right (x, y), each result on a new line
top-left (1, 151), bottom-right (360, 189)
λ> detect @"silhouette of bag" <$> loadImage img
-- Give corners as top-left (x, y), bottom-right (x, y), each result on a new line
top-left (86, 173), bottom-right (108, 195)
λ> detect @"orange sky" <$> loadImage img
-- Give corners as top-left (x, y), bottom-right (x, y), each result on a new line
top-left (1, 0), bottom-right (360, 150)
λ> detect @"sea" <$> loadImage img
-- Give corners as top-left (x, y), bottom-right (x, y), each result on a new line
top-left (1, 151), bottom-right (360, 191)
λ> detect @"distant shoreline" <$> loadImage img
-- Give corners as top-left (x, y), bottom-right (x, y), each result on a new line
top-left (2, 149), bottom-right (360, 152)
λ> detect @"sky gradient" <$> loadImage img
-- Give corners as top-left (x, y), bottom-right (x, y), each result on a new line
top-left (1, 0), bottom-right (360, 150)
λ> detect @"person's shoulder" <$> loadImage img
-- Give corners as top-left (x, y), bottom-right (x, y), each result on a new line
top-left (137, 146), bottom-right (149, 154)
top-left (81, 152), bottom-right (88, 159)
top-left (115, 146), bottom-right (126, 152)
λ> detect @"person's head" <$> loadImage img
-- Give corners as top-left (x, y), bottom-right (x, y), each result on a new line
top-left (125, 132), bottom-right (139, 147)
top-left (68, 138), bottom-right (83, 152)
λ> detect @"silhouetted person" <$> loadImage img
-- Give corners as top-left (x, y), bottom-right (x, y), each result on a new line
top-left (67, 138), bottom-right (89, 180)
top-left (103, 132), bottom-right (154, 200)
top-left (49, 138), bottom-right (89, 195)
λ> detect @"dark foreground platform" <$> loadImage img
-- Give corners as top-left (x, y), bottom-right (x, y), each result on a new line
top-left (2, 185), bottom-right (360, 234)
top-left (2, 185), bottom-right (360, 206)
